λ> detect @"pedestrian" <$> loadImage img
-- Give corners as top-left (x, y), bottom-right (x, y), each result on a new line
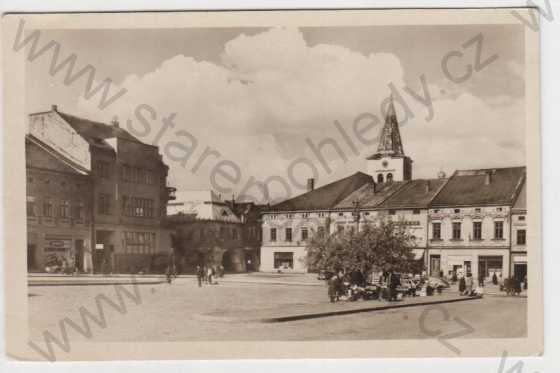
top-left (478, 272), bottom-right (484, 287)
top-left (492, 272), bottom-right (498, 285)
top-left (387, 270), bottom-right (399, 301)
top-left (207, 266), bottom-right (214, 285)
top-left (219, 265), bottom-right (225, 278)
top-left (327, 273), bottom-right (339, 303)
top-left (465, 272), bottom-right (474, 296)
top-left (165, 265), bottom-right (173, 284)
top-left (458, 275), bottom-right (466, 294)
top-left (196, 265), bottom-right (203, 287)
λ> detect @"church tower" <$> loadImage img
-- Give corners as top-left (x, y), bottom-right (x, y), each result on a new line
top-left (366, 96), bottom-right (413, 183)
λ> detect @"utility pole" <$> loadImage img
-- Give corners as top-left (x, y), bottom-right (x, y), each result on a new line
top-left (352, 199), bottom-right (361, 232)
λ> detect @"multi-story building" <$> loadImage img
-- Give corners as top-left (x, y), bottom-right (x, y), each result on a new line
top-left (259, 99), bottom-right (528, 277)
top-left (26, 105), bottom-right (174, 273)
top-left (26, 135), bottom-right (93, 272)
top-left (166, 190), bottom-right (247, 272)
top-left (510, 180), bottom-right (527, 282)
top-left (428, 167), bottom-right (526, 280)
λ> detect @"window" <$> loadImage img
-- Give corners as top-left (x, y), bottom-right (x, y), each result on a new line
top-left (386, 173), bottom-right (393, 183)
top-left (518, 215), bottom-right (526, 221)
top-left (475, 208), bottom-right (481, 213)
top-left (517, 229), bottom-right (526, 245)
top-left (95, 161), bottom-right (110, 178)
top-left (122, 196), bottom-right (154, 217)
top-left (59, 200), bottom-right (70, 218)
top-left (124, 231), bottom-right (156, 255)
top-left (26, 196), bottom-right (36, 216)
top-left (432, 222), bottom-right (441, 239)
top-left (270, 228), bottom-right (277, 242)
top-left (273, 252), bottom-right (294, 269)
top-left (452, 222), bottom-right (461, 240)
top-left (389, 210), bottom-right (396, 215)
top-left (73, 201), bottom-right (84, 219)
top-left (473, 221), bottom-right (482, 240)
top-left (454, 208), bottom-right (461, 214)
top-left (301, 227), bottom-right (308, 241)
top-left (494, 221), bottom-right (504, 239)
top-left (98, 193), bottom-right (111, 215)
top-left (338, 212), bottom-right (344, 217)
top-left (43, 198), bottom-right (53, 217)
top-left (433, 209), bottom-right (440, 213)
top-left (337, 224), bottom-right (345, 233)
top-left (318, 226), bottom-right (326, 237)
top-left (377, 174), bottom-right (384, 183)
top-left (496, 207), bottom-right (503, 212)
top-left (413, 209), bottom-right (421, 215)
top-left (285, 228), bottom-right (292, 242)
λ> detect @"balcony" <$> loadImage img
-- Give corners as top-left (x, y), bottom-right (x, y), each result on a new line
top-left (166, 186), bottom-right (177, 201)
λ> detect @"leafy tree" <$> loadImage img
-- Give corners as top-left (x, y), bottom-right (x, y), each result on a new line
top-left (305, 220), bottom-right (417, 274)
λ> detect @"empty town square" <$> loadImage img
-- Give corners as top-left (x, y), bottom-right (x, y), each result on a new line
top-left (28, 274), bottom-right (527, 347)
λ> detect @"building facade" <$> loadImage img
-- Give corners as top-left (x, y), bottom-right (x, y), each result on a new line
top-left (166, 191), bottom-right (251, 272)
top-left (259, 99), bottom-right (528, 279)
top-left (26, 106), bottom-right (174, 273)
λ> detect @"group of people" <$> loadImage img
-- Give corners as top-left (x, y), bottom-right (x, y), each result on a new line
top-left (195, 264), bottom-right (224, 287)
top-left (326, 268), bottom-right (402, 303)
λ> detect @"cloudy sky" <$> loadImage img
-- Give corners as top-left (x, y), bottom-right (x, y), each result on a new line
top-left (26, 24), bottom-right (526, 203)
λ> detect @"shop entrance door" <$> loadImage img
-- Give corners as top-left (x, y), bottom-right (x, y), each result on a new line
top-left (514, 263), bottom-right (527, 283)
top-left (75, 239), bottom-right (84, 272)
top-left (430, 255), bottom-right (441, 276)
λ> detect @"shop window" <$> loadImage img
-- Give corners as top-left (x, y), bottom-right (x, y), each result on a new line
top-left (273, 252), bottom-right (294, 269)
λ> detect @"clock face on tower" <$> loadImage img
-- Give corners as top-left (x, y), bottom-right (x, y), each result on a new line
top-left (382, 160), bottom-right (389, 168)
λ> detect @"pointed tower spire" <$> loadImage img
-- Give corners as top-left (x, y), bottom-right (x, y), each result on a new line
top-left (375, 94), bottom-right (404, 157)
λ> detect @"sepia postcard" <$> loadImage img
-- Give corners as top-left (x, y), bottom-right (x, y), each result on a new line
top-left (2, 8), bottom-right (542, 361)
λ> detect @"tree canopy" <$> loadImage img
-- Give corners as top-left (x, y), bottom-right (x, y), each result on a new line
top-left (305, 221), bottom-right (417, 274)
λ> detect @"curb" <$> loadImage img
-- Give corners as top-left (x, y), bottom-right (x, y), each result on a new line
top-left (28, 280), bottom-right (165, 287)
top-left (261, 295), bottom-right (483, 323)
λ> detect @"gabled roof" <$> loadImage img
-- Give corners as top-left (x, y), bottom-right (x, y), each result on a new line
top-left (378, 178), bottom-right (448, 209)
top-left (431, 166), bottom-right (526, 207)
top-left (334, 181), bottom-right (406, 209)
top-left (512, 179), bottom-right (526, 213)
top-left (268, 172), bottom-right (373, 212)
top-left (56, 111), bottom-right (142, 148)
top-left (25, 135), bottom-right (89, 175)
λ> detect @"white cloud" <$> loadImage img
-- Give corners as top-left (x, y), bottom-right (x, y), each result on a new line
top-left (76, 27), bottom-right (525, 203)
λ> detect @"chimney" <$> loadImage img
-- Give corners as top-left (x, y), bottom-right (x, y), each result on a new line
top-left (307, 178), bottom-right (315, 192)
top-left (425, 180), bottom-right (431, 193)
top-left (51, 104), bottom-right (58, 112)
top-left (485, 171), bottom-right (492, 185)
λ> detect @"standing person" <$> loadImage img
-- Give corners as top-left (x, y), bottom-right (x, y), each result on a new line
top-left (165, 265), bottom-right (173, 284)
top-left (196, 265), bottom-right (203, 287)
top-left (465, 273), bottom-right (474, 295)
top-left (458, 275), bottom-right (466, 294)
top-left (207, 266), bottom-right (214, 285)
top-left (492, 272), bottom-right (498, 285)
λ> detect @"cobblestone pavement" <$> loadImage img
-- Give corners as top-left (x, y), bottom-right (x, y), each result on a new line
top-left (28, 278), bottom-right (526, 343)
